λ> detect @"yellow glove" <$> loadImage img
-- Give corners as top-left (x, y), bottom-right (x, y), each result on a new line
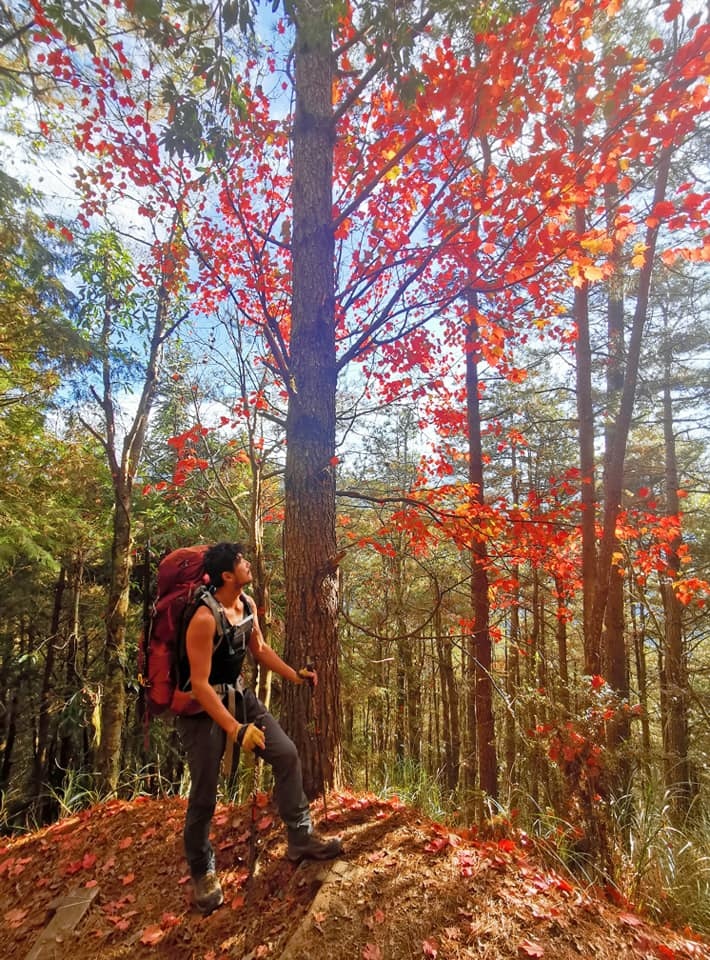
top-left (297, 666), bottom-right (317, 687)
top-left (234, 722), bottom-right (266, 753)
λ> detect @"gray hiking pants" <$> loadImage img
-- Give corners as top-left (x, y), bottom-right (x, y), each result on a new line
top-left (176, 686), bottom-right (311, 878)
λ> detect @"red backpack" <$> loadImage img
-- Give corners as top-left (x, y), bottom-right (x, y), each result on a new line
top-left (139, 545), bottom-right (227, 718)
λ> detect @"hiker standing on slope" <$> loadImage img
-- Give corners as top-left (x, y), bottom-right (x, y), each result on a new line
top-left (177, 541), bottom-right (342, 914)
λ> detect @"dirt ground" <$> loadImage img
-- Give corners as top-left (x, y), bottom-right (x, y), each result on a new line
top-left (2, 791), bottom-right (708, 960)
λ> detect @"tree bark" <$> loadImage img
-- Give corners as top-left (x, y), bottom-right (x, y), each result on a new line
top-left (589, 147), bottom-right (672, 664)
top-left (31, 565), bottom-right (66, 809)
top-left (574, 244), bottom-right (598, 674)
top-left (99, 480), bottom-right (133, 791)
top-left (659, 316), bottom-right (692, 814)
top-left (602, 176), bottom-right (630, 750)
top-left (282, 0), bottom-right (342, 798)
top-left (60, 553), bottom-right (84, 771)
top-left (466, 296), bottom-right (497, 802)
top-left (97, 278), bottom-right (171, 792)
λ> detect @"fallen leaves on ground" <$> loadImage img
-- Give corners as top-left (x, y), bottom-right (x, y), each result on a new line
top-left (0, 791), bottom-right (708, 960)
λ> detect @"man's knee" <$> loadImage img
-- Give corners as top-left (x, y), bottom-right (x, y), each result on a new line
top-left (270, 731), bottom-right (300, 774)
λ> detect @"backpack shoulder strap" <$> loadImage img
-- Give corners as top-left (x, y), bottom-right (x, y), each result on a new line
top-left (177, 586), bottom-right (227, 664)
top-left (195, 587), bottom-right (228, 645)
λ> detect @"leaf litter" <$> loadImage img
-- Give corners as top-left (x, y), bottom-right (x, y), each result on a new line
top-left (0, 791), bottom-right (708, 960)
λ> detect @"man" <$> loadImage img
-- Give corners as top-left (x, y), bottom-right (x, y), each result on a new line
top-left (177, 541), bottom-right (342, 914)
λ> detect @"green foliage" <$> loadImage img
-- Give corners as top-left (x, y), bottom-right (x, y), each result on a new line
top-left (614, 784), bottom-right (710, 935)
top-left (373, 757), bottom-right (452, 823)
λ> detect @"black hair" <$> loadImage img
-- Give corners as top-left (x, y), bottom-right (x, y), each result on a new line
top-left (203, 542), bottom-right (247, 588)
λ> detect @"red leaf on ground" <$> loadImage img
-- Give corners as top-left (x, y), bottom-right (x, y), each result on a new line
top-left (554, 877), bottom-right (574, 894)
top-left (363, 944), bottom-right (382, 960)
top-left (257, 815), bottom-right (273, 831)
top-left (423, 938), bottom-right (438, 957)
top-left (140, 923), bottom-right (166, 945)
top-left (424, 837), bottom-right (449, 854)
top-left (231, 895), bottom-right (245, 910)
top-left (82, 852), bottom-right (97, 869)
top-left (373, 908), bottom-right (386, 924)
top-left (619, 912), bottom-right (643, 927)
top-left (121, 872), bottom-right (136, 885)
top-left (656, 946), bottom-right (676, 959)
top-left (118, 837), bottom-right (133, 849)
top-left (519, 939), bottom-right (544, 957)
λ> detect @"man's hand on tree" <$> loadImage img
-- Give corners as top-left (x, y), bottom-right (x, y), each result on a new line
top-left (296, 666), bottom-right (317, 687)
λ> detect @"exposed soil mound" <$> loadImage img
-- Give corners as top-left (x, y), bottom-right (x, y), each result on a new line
top-left (2, 791), bottom-right (708, 960)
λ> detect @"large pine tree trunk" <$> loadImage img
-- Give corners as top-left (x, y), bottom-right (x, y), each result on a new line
top-left (282, 0), bottom-right (342, 798)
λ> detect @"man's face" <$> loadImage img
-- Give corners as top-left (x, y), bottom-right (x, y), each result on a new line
top-left (232, 554), bottom-right (252, 586)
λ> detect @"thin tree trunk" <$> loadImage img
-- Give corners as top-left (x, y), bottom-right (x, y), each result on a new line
top-left (553, 576), bottom-right (569, 711)
top-left (629, 576), bottom-right (651, 763)
top-left (574, 248), bottom-right (598, 673)
top-left (506, 450), bottom-right (521, 791)
top-left (466, 296), bottom-right (497, 803)
top-left (99, 480), bottom-right (133, 791)
top-left (659, 324), bottom-right (691, 814)
top-left (395, 643), bottom-right (406, 764)
top-left (31, 566), bottom-right (66, 809)
top-left (97, 274), bottom-right (172, 792)
top-left (602, 177), bottom-right (630, 751)
top-left (60, 554), bottom-right (84, 771)
top-left (590, 147), bottom-right (673, 662)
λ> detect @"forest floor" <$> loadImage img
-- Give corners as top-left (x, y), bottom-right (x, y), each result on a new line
top-left (2, 790), bottom-right (709, 960)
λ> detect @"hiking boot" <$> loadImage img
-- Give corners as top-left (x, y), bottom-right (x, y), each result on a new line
top-left (287, 827), bottom-right (343, 862)
top-left (192, 871), bottom-right (224, 914)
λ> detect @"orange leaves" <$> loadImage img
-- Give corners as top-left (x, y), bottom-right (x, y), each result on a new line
top-left (140, 923), bottom-right (166, 945)
top-left (568, 260), bottom-right (609, 286)
top-left (674, 577), bottom-right (709, 608)
top-left (140, 912), bottom-right (181, 946)
top-left (64, 851), bottom-right (98, 876)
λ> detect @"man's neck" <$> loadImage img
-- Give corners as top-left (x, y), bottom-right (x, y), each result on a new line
top-left (214, 584), bottom-right (240, 609)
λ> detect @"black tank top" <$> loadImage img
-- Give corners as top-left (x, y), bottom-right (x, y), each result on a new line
top-left (208, 595), bottom-right (253, 686)
top-left (179, 593), bottom-right (253, 691)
